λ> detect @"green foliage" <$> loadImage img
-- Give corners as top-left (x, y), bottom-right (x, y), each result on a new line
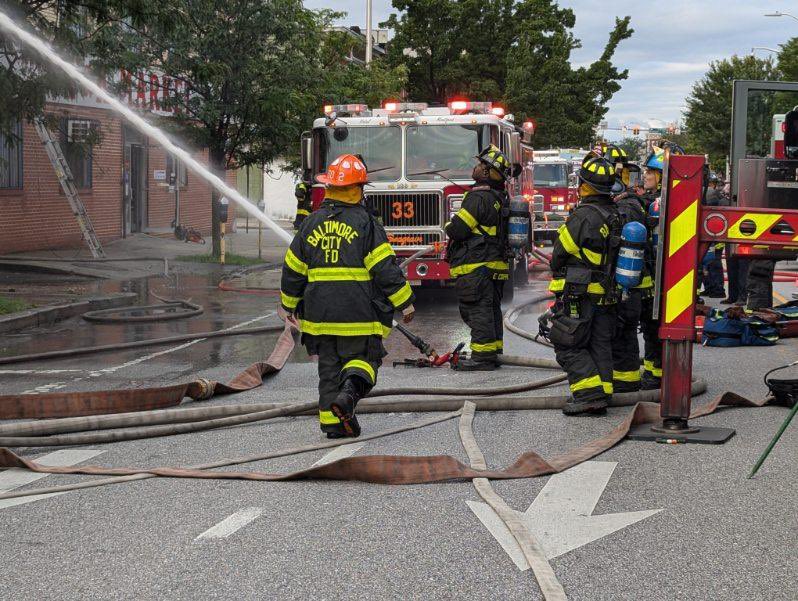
top-left (777, 37), bottom-right (798, 82)
top-left (684, 55), bottom-right (777, 168)
top-left (0, 296), bottom-right (29, 315)
top-left (616, 137), bottom-right (645, 162)
top-left (384, 0), bottom-right (632, 147)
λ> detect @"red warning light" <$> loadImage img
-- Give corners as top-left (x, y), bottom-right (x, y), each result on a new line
top-left (703, 213), bottom-right (728, 237)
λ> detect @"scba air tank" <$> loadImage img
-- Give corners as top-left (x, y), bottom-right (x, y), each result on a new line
top-left (615, 221), bottom-right (648, 291)
top-left (508, 199), bottom-right (531, 250)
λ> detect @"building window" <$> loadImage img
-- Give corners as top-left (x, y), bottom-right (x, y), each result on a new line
top-left (0, 120), bottom-right (23, 189)
top-left (166, 153), bottom-right (188, 187)
top-left (60, 118), bottom-right (94, 189)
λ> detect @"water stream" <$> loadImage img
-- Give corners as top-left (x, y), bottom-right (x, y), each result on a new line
top-left (0, 9), bottom-right (294, 246)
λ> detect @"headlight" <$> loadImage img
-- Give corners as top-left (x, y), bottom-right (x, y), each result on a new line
top-left (449, 199), bottom-right (462, 212)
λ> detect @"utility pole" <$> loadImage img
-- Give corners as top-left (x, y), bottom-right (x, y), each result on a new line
top-left (365, 0), bottom-right (373, 66)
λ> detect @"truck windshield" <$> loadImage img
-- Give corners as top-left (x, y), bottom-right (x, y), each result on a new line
top-left (534, 163), bottom-right (568, 187)
top-left (318, 126), bottom-right (401, 181)
top-left (406, 124), bottom-right (495, 180)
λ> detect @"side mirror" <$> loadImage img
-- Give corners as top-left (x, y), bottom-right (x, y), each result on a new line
top-left (511, 163), bottom-right (522, 178)
top-left (301, 132), bottom-right (312, 175)
top-left (324, 112), bottom-right (338, 127)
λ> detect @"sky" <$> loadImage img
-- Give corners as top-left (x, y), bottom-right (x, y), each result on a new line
top-left (304, 0), bottom-right (798, 134)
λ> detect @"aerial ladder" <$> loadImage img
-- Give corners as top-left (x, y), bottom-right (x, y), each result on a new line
top-left (33, 118), bottom-right (105, 258)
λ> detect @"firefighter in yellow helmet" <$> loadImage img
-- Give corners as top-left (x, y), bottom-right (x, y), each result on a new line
top-left (445, 144), bottom-right (512, 371)
top-left (548, 154), bottom-right (622, 415)
top-left (280, 154), bottom-right (415, 438)
top-left (293, 180), bottom-right (312, 230)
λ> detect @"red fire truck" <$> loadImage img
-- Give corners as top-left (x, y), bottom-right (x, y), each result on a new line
top-left (527, 150), bottom-right (577, 243)
top-left (299, 101), bottom-right (536, 293)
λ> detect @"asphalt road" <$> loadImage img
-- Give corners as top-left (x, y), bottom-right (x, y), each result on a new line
top-left (0, 271), bottom-right (795, 600)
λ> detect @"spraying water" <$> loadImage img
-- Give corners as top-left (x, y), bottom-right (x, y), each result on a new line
top-left (0, 9), bottom-right (293, 245)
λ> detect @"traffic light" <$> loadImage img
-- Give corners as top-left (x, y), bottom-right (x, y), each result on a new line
top-left (633, 127), bottom-right (640, 136)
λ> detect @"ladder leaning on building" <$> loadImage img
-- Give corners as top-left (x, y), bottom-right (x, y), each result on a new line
top-left (33, 118), bottom-right (105, 258)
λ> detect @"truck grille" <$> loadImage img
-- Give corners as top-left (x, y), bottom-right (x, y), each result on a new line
top-left (368, 192), bottom-right (442, 227)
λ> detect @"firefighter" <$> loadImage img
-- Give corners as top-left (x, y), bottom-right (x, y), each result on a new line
top-left (280, 154), bottom-right (415, 438)
top-left (699, 174), bottom-right (726, 298)
top-left (549, 155), bottom-right (621, 415)
top-left (606, 148), bottom-right (648, 393)
top-left (293, 181), bottom-right (312, 230)
top-left (445, 145), bottom-right (511, 371)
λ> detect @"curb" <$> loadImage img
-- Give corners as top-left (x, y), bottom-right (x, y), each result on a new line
top-left (0, 293), bottom-right (137, 334)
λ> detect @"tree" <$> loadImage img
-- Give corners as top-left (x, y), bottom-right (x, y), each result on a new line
top-left (616, 136), bottom-right (645, 161)
top-left (89, 0), bottom-right (333, 257)
top-left (0, 0), bottom-right (147, 137)
top-left (506, 11), bottom-right (632, 146)
top-left (777, 37), bottom-right (798, 82)
top-left (684, 55), bottom-right (777, 168)
top-left (383, 1), bottom-right (632, 147)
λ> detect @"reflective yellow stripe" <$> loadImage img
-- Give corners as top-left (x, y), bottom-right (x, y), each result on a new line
top-left (635, 274), bottom-right (653, 289)
top-left (496, 340), bottom-right (503, 350)
top-left (613, 369), bottom-right (641, 383)
top-left (548, 278), bottom-right (605, 294)
top-left (471, 341), bottom-right (501, 353)
top-left (280, 291), bottom-right (301, 309)
top-left (450, 260), bottom-right (509, 277)
top-left (667, 200), bottom-right (698, 257)
top-left (319, 410), bottom-right (341, 425)
top-left (342, 359), bottom-right (375, 384)
top-left (602, 381), bottom-right (613, 394)
top-left (456, 208), bottom-right (478, 229)
top-left (300, 320), bottom-right (386, 336)
top-left (727, 212), bottom-right (781, 240)
top-left (307, 267), bottom-right (371, 282)
top-left (582, 247), bottom-right (603, 266)
top-left (472, 224), bottom-right (497, 236)
top-left (570, 374), bottom-right (603, 392)
top-left (664, 269), bottom-right (694, 323)
top-left (284, 249), bottom-right (308, 276)
top-left (296, 209), bottom-right (310, 216)
top-left (364, 242), bottom-right (395, 271)
top-left (643, 360), bottom-right (662, 378)
top-left (388, 281), bottom-right (413, 308)
top-left (558, 224), bottom-right (580, 258)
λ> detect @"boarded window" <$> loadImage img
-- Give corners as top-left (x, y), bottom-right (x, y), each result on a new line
top-left (0, 121), bottom-right (23, 189)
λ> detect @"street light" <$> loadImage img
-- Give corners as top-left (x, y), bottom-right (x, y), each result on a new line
top-left (365, 0), bottom-right (373, 66)
top-left (765, 10), bottom-right (798, 22)
top-left (752, 46), bottom-right (781, 54)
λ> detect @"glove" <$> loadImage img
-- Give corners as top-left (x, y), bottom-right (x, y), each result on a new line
top-left (402, 304), bottom-right (415, 324)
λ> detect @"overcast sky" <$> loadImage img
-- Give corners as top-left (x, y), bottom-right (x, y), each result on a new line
top-left (304, 0), bottom-right (798, 132)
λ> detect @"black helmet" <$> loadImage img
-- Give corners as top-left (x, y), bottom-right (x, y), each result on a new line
top-left (604, 144), bottom-right (628, 166)
top-left (579, 155), bottom-right (616, 194)
top-left (476, 144), bottom-right (511, 180)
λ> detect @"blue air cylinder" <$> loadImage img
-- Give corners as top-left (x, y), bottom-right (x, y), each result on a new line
top-left (508, 198), bottom-right (531, 250)
top-left (615, 221), bottom-right (647, 291)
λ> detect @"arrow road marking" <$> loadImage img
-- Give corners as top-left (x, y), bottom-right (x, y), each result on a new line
top-left (467, 461), bottom-right (662, 568)
top-left (0, 449), bottom-right (105, 510)
top-left (311, 442), bottom-right (365, 467)
top-left (195, 507), bottom-right (263, 541)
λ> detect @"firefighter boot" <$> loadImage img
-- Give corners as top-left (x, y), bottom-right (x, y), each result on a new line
top-left (562, 397), bottom-right (608, 416)
top-left (453, 357), bottom-right (498, 371)
top-left (641, 372), bottom-right (661, 391)
top-left (328, 377), bottom-right (363, 439)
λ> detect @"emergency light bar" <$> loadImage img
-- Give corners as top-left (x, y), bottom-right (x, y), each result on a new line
top-left (322, 104), bottom-right (370, 116)
top-left (383, 102), bottom-right (428, 113)
top-left (447, 100), bottom-right (494, 114)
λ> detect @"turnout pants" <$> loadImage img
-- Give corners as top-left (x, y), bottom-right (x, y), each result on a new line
top-left (455, 268), bottom-right (505, 361)
top-left (612, 290), bottom-right (642, 392)
top-left (639, 290), bottom-right (661, 382)
top-left (552, 297), bottom-right (616, 403)
top-left (725, 250), bottom-right (748, 304)
top-left (303, 334), bottom-right (384, 433)
top-left (700, 248), bottom-right (725, 296)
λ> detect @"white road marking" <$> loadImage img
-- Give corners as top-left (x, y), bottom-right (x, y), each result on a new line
top-left (468, 461), bottom-right (662, 567)
top-left (195, 507), bottom-right (263, 541)
top-left (19, 312), bottom-right (275, 395)
top-left (311, 442), bottom-right (365, 467)
top-left (0, 449), bottom-right (105, 510)
top-left (0, 369), bottom-right (85, 376)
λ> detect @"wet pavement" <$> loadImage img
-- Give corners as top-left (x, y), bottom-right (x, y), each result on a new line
top-left (0, 266), bottom-right (795, 600)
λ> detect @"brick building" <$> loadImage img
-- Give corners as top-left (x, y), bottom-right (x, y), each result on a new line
top-left (0, 95), bottom-right (235, 254)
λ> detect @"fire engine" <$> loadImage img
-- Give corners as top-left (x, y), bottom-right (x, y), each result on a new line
top-left (299, 101), bottom-right (536, 293)
top-left (527, 150), bottom-right (577, 243)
